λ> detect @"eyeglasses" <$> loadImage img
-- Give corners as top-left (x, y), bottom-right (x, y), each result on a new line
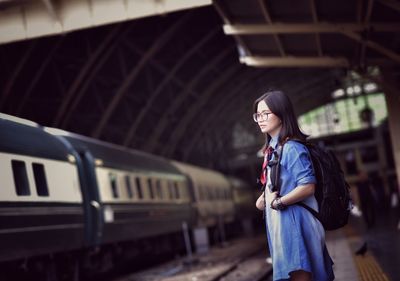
top-left (253, 111), bottom-right (273, 122)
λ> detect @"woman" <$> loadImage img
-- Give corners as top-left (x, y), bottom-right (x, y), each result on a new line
top-left (254, 90), bottom-right (334, 281)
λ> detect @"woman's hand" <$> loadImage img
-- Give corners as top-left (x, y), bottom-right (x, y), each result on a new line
top-left (256, 190), bottom-right (279, 210)
top-left (268, 191), bottom-right (278, 208)
top-left (256, 192), bottom-right (265, 210)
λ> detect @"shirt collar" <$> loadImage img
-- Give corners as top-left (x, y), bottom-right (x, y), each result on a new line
top-left (268, 134), bottom-right (279, 149)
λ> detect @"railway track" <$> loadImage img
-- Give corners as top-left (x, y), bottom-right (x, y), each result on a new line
top-left (115, 235), bottom-right (272, 281)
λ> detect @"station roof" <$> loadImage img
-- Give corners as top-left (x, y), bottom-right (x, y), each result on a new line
top-left (214, 0), bottom-right (400, 67)
top-left (0, 1), bottom-right (399, 170)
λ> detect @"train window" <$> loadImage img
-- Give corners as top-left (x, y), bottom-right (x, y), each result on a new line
top-left (135, 177), bottom-right (143, 199)
top-left (168, 181), bottom-right (174, 199)
top-left (174, 182), bottom-right (180, 199)
top-left (147, 178), bottom-right (154, 199)
top-left (11, 160), bottom-right (31, 196)
top-left (201, 186), bottom-right (206, 200)
top-left (207, 187), bottom-right (213, 200)
top-left (125, 175), bottom-right (133, 199)
top-left (32, 163), bottom-right (49, 196)
top-left (198, 185), bottom-right (204, 200)
top-left (109, 173), bottom-right (119, 198)
top-left (179, 182), bottom-right (186, 199)
top-left (182, 183), bottom-right (188, 199)
top-left (156, 179), bottom-right (163, 199)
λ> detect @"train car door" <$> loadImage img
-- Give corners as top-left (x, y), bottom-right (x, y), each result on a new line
top-left (77, 149), bottom-right (103, 247)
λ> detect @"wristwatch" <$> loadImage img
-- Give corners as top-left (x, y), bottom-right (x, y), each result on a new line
top-left (271, 196), bottom-right (287, 210)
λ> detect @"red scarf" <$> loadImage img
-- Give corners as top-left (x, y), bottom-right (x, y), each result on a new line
top-left (260, 146), bottom-right (274, 185)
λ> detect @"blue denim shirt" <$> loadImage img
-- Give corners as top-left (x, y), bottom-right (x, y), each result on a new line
top-left (264, 136), bottom-right (334, 281)
top-left (267, 136), bottom-right (318, 212)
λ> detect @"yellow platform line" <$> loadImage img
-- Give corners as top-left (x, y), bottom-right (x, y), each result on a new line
top-left (342, 224), bottom-right (390, 281)
top-left (353, 253), bottom-right (389, 281)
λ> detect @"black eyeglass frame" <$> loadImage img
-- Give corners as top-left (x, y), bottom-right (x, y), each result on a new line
top-left (253, 111), bottom-right (273, 122)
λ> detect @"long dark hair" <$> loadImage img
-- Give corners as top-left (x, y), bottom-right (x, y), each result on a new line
top-left (253, 90), bottom-right (308, 151)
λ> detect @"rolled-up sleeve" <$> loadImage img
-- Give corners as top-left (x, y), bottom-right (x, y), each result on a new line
top-left (283, 142), bottom-right (316, 187)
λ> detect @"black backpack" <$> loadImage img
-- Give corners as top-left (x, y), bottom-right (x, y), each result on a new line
top-left (271, 140), bottom-right (352, 231)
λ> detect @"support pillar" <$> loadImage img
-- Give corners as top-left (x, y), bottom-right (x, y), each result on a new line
top-left (193, 227), bottom-right (210, 254)
top-left (380, 68), bottom-right (400, 192)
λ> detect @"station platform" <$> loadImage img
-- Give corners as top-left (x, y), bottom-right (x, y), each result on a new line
top-left (117, 209), bottom-right (399, 281)
top-left (326, 208), bottom-right (399, 281)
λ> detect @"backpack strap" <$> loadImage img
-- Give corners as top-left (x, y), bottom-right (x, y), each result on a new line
top-left (270, 146), bottom-right (283, 194)
top-left (297, 202), bottom-right (321, 222)
top-left (270, 140), bottom-right (324, 225)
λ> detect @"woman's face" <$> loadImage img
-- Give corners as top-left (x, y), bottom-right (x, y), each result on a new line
top-left (256, 100), bottom-right (282, 136)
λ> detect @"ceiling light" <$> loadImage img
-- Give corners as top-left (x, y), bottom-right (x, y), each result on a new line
top-left (364, 82), bottom-right (377, 93)
top-left (332, 89), bottom-right (345, 99)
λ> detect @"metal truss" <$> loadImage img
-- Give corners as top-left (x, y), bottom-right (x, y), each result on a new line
top-left (0, 41), bottom-right (37, 110)
top-left (122, 28), bottom-right (220, 147)
top-left (161, 62), bottom-right (244, 157)
top-left (143, 46), bottom-right (236, 153)
top-left (91, 12), bottom-right (191, 139)
top-left (15, 37), bottom-right (64, 115)
top-left (59, 28), bottom-right (128, 129)
top-left (53, 24), bottom-right (122, 127)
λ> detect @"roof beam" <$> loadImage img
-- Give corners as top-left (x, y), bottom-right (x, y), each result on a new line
top-left (258, 0), bottom-right (286, 56)
top-left (378, 0), bottom-right (400, 13)
top-left (360, 0), bottom-right (375, 68)
top-left (223, 23), bottom-right (400, 35)
top-left (41, 0), bottom-right (60, 23)
top-left (0, 0), bottom-right (212, 45)
top-left (309, 0), bottom-right (323, 56)
top-left (342, 31), bottom-right (400, 64)
top-left (213, 0), bottom-right (252, 56)
top-left (239, 56), bottom-right (349, 67)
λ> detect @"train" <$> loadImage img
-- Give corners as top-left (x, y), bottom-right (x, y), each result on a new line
top-left (0, 113), bottom-right (259, 280)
